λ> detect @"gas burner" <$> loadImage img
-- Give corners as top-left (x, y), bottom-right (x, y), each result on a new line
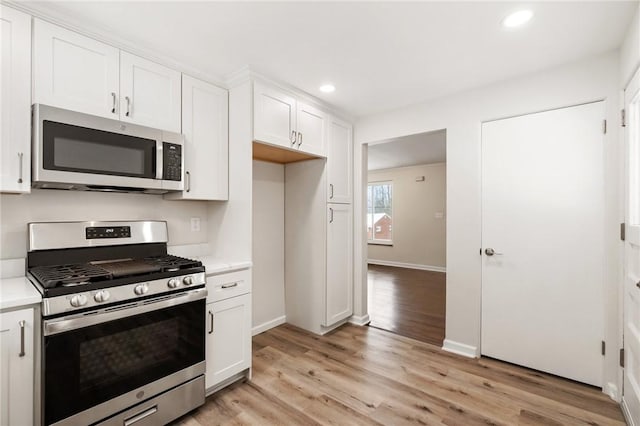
top-left (30, 264), bottom-right (113, 289)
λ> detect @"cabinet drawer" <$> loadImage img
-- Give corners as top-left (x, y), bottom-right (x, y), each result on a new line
top-left (206, 269), bottom-right (251, 302)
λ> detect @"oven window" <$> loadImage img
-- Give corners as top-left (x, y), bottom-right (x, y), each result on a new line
top-left (42, 120), bottom-right (156, 178)
top-left (44, 299), bottom-right (204, 425)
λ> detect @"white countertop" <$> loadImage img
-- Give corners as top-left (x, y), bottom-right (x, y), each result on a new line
top-left (198, 257), bottom-right (252, 276)
top-left (0, 277), bottom-right (42, 311)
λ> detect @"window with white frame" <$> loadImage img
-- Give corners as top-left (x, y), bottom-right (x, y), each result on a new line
top-left (367, 182), bottom-right (393, 244)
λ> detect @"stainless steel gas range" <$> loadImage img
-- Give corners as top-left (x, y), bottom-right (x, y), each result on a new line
top-left (26, 221), bottom-right (207, 426)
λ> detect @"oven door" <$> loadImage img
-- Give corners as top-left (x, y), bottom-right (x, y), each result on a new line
top-left (33, 104), bottom-right (164, 191)
top-left (42, 288), bottom-right (206, 426)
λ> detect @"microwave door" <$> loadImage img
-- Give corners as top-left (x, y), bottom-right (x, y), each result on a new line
top-left (32, 104), bottom-right (165, 191)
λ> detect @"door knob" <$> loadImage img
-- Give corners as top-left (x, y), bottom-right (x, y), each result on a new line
top-left (485, 248), bottom-right (503, 256)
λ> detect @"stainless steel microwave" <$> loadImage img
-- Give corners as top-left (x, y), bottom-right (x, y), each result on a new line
top-left (32, 104), bottom-right (184, 194)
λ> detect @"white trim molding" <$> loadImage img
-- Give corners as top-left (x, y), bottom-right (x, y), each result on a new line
top-left (604, 382), bottom-right (620, 402)
top-left (442, 339), bottom-right (479, 358)
top-left (252, 315), bottom-right (286, 336)
top-left (622, 398), bottom-right (636, 426)
top-left (368, 259), bottom-right (446, 273)
top-left (349, 314), bottom-right (371, 326)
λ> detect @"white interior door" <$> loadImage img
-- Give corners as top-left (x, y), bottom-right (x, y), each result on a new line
top-left (481, 102), bottom-right (605, 386)
top-left (622, 67), bottom-right (640, 425)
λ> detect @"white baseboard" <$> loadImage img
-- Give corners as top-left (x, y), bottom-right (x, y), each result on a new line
top-left (367, 259), bottom-right (446, 273)
top-left (604, 382), bottom-right (620, 401)
top-left (621, 398), bottom-right (636, 426)
top-left (349, 314), bottom-right (371, 326)
top-left (252, 315), bottom-right (286, 336)
top-left (442, 339), bottom-right (479, 358)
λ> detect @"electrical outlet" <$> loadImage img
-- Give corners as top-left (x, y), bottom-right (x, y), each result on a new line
top-left (190, 217), bottom-right (201, 232)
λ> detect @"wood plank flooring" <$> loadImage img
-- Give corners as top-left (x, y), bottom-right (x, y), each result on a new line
top-left (174, 323), bottom-right (624, 426)
top-left (368, 264), bottom-right (446, 346)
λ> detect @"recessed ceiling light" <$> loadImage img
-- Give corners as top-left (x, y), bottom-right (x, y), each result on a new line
top-left (502, 10), bottom-right (533, 28)
top-left (319, 84), bottom-right (335, 93)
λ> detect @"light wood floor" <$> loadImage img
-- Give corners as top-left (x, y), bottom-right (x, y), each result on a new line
top-left (174, 323), bottom-right (624, 426)
top-left (368, 264), bottom-right (446, 346)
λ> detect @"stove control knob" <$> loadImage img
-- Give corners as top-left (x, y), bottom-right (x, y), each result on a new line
top-left (168, 278), bottom-right (180, 289)
top-left (70, 294), bottom-right (88, 307)
top-left (183, 276), bottom-right (194, 286)
top-left (134, 284), bottom-right (149, 296)
top-left (94, 290), bottom-right (110, 303)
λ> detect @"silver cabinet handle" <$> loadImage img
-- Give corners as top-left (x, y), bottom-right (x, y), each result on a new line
top-left (18, 320), bottom-right (25, 357)
top-left (185, 171), bottom-right (191, 192)
top-left (484, 248), bottom-right (503, 256)
top-left (124, 406), bottom-right (158, 426)
top-left (125, 96), bottom-right (131, 117)
top-left (111, 92), bottom-right (117, 114)
top-left (221, 282), bottom-right (238, 289)
top-left (17, 152), bottom-right (23, 184)
top-left (297, 132), bottom-right (302, 147)
top-left (329, 207), bottom-right (334, 223)
top-left (208, 311), bottom-right (214, 334)
top-left (291, 130), bottom-right (297, 146)
top-left (329, 183), bottom-right (334, 199)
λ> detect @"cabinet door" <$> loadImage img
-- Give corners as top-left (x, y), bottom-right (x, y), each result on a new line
top-left (296, 102), bottom-right (327, 157)
top-left (33, 19), bottom-right (119, 119)
top-left (324, 204), bottom-right (353, 326)
top-left (327, 117), bottom-right (353, 204)
top-left (253, 81), bottom-right (296, 149)
top-left (205, 294), bottom-right (251, 389)
top-left (119, 52), bottom-right (181, 132)
top-left (167, 75), bottom-right (228, 200)
top-left (1, 6), bottom-right (31, 193)
top-left (0, 308), bottom-right (34, 426)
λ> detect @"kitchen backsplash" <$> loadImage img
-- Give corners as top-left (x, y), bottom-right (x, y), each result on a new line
top-left (0, 189), bottom-right (210, 259)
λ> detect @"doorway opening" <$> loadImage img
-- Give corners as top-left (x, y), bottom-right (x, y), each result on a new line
top-left (365, 129), bottom-right (447, 346)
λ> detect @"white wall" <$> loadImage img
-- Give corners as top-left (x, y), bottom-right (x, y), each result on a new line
top-left (620, 3), bottom-right (640, 87)
top-left (367, 163), bottom-right (446, 270)
top-left (354, 50), bottom-right (622, 397)
top-left (0, 190), bottom-right (208, 259)
top-left (251, 160), bottom-right (286, 334)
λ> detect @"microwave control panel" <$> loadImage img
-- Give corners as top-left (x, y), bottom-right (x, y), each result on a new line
top-left (163, 142), bottom-right (182, 181)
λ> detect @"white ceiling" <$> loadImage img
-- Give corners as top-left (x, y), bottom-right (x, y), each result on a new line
top-left (368, 130), bottom-right (446, 171)
top-left (21, 1), bottom-right (637, 117)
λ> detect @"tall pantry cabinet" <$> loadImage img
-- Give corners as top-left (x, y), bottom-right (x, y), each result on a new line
top-left (283, 112), bottom-right (354, 335)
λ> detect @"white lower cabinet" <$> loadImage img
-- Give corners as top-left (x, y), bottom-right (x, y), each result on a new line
top-left (324, 204), bottom-right (353, 326)
top-left (205, 270), bottom-right (252, 391)
top-left (0, 308), bottom-right (34, 426)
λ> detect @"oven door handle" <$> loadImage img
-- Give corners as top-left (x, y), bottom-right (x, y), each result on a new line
top-left (44, 288), bottom-right (207, 336)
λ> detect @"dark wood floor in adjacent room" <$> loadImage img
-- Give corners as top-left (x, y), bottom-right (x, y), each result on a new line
top-left (174, 323), bottom-right (624, 426)
top-left (368, 264), bottom-right (446, 346)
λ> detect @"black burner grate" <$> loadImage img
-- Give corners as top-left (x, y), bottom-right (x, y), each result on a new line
top-left (143, 255), bottom-right (202, 272)
top-left (30, 264), bottom-right (112, 288)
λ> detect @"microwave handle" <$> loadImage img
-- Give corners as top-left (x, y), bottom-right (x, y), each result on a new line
top-left (156, 140), bottom-right (163, 180)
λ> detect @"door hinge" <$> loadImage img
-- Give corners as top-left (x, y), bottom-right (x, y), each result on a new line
top-left (621, 223), bottom-right (626, 241)
top-left (601, 341), bottom-right (605, 356)
top-left (602, 119), bottom-right (607, 134)
top-left (621, 109), bottom-right (626, 127)
top-left (620, 348), bottom-right (625, 367)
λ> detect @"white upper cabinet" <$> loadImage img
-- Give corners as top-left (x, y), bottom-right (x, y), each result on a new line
top-left (296, 102), bottom-right (327, 157)
top-left (33, 20), bottom-right (181, 132)
top-left (253, 81), bottom-right (297, 149)
top-left (326, 116), bottom-right (353, 204)
top-left (253, 80), bottom-right (327, 156)
top-left (1, 6), bottom-right (31, 193)
top-left (119, 52), bottom-right (181, 132)
top-left (324, 203), bottom-right (353, 326)
top-left (33, 18), bottom-right (119, 119)
top-left (166, 75), bottom-right (228, 201)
